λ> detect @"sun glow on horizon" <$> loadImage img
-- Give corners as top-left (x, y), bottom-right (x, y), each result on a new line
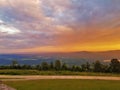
top-left (0, 0), bottom-right (120, 53)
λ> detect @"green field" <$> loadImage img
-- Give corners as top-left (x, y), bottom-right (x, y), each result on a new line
top-left (0, 69), bottom-right (120, 76)
top-left (4, 79), bottom-right (120, 90)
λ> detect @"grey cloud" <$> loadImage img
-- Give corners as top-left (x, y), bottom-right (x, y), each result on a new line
top-left (0, 0), bottom-right (120, 50)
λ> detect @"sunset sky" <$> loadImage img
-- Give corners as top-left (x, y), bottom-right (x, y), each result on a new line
top-left (0, 0), bottom-right (120, 53)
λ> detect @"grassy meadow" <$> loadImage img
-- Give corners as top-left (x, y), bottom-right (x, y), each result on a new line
top-left (4, 79), bottom-right (120, 90)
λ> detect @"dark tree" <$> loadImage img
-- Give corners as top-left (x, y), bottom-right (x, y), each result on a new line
top-left (81, 64), bottom-right (86, 71)
top-left (11, 60), bottom-right (18, 67)
top-left (55, 60), bottom-right (62, 71)
top-left (11, 60), bottom-right (19, 69)
top-left (62, 63), bottom-right (68, 70)
top-left (71, 65), bottom-right (81, 72)
top-left (75, 66), bottom-right (81, 71)
top-left (93, 60), bottom-right (102, 72)
top-left (86, 62), bottom-right (90, 71)
top-left (36, 65), bottom-right (41, 70)
top-left (71, 65), bottom-right (76, 71)
top-left (41, 62), bottom-right (49, 70)
top-left (21, 65), bottom-right (32, 69)
top-left (109, 59), bottom-right (120, 73)
top-left (50, 62), bottom-right (54, 70)
top-left (101, 64), bottom-right (109, 73)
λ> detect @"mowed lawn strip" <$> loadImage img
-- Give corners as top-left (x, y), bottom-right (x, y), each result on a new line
top-left (4, 79), bottom-right (120, 90)
top-left (0, 70), bottom-right (120, 76)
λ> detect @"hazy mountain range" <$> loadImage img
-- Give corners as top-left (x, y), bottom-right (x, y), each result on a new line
top-left (0, 50), bottom-right (120, 65)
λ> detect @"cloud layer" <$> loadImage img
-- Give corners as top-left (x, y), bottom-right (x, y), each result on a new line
top-left (0, 0), bottom-right (120, 53)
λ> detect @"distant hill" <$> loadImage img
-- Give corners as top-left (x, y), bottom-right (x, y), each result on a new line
top-left (37, 50), bottom-right (120, 60)
top-left (0, 50), bottom-right (120, 65)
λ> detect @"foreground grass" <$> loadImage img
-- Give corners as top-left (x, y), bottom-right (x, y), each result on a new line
top-left (0, 69), bottom-right (120, 76)
top-left (4, 79), bottom-right (120, 90)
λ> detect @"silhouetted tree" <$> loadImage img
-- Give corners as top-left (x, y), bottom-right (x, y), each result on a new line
top-left (41, 62), bottom-right (49, 70)
top-left (21, 65), bottom-right (32, 69)
top-left (71, 65), bottom-right (76, 71)
top-left (81, 62), bottom-right (91, 72)
top-left (36, 65), bottom-right (41, 70)
top-left (71, 65), bottom-right (81, 72)
top-left (55, 60), bottom-right (62, 71)
top-left (75, 66), bottom-right (81, 71)
top-left (109, 59), bottom-right (120, 73)
top-left (93, 60), bottom-right (102, 72)
top-left (11, 60), bottom-right (18, 67)
top-left (11, 60), bottom-right (19, 69)
top-left (81, 64), bottom-right (86, 71)
top-left (101, 64), bottom-right (109, 73)
top-left (50, 62), bottom-right (54, 70)
top-left (62, 63), bottom-right (68, 70)
top-left (1, 58), bottom-right (119, 74)
top-left (85, 62), bottom-right (91, 72)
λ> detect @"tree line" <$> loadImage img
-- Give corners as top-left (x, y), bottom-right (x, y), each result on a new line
top-left (0, 59), bottom-right (120, 73)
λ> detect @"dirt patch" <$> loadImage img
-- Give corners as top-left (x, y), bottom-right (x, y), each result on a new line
top-left (0, 75), bottom-right (120, 81)
top-left (0, 81), bottom-right (16, 90)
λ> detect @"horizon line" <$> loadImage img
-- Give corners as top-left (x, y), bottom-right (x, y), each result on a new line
top-left (0, 49), bottom-right (120, 54)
